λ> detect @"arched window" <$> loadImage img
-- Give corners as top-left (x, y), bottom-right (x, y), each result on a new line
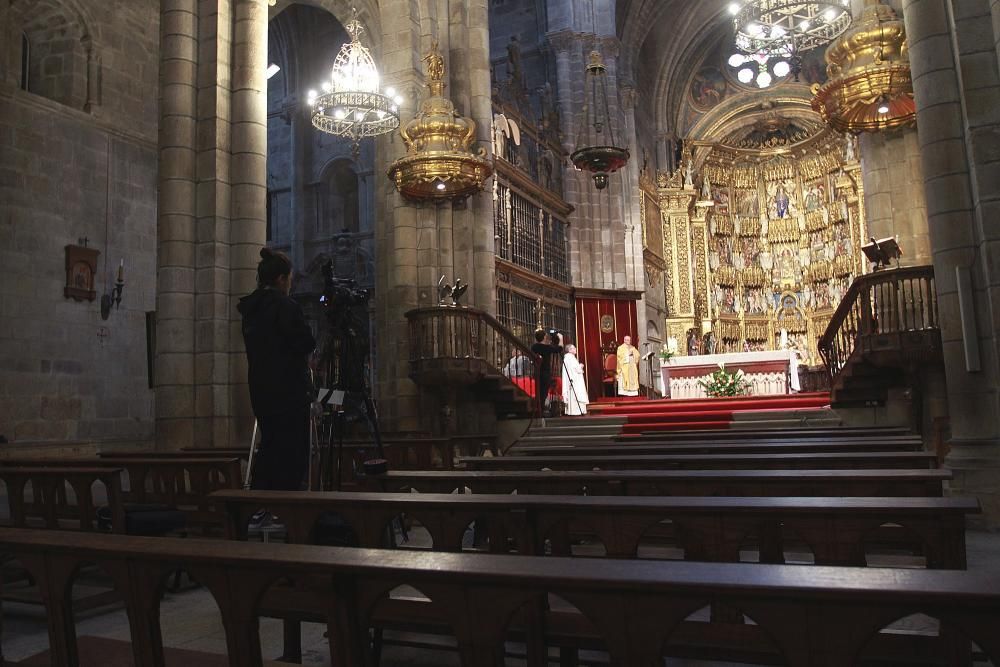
top-left (17, 0), bottom-right (90, 110)
top-left (20, 33), bottom-right (29, 91)
top-left (320, 160), bottom-right (359, 236)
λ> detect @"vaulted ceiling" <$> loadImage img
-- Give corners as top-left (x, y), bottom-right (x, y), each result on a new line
top-left (616, 0), bottom-right (734, 133)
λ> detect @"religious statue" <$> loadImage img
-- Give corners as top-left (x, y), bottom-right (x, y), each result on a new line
top-left (845, 136), bottom-right (856, 162)
top-left (684, 159), bottom-right (694, 189)
top-left (686, 328), bottom-right (701, 356)
top-left (774, 184), bottom-right (790, 218)
top-left (507, 36), bottom-right (523, 86)
top-left (701, 173), bottom-right (712, 201)
top-left (423, 40), bottom-right (445, 82)
top-left (616, 335), bottom-right (641, 396)
top-left (703, 331), bottom-right (717, 355)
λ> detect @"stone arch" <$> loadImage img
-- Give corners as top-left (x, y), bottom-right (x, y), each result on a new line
top-left (270, 0), bottom-right (381, 51)
top-left (10, 0), bottom-right (96, 111)
top-left (319, 157), bottom-right (361, 235)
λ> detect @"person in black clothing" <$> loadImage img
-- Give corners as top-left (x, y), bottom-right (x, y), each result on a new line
top-left (531, 329), bottom-right (563, 416)
top-left (237, 248), bottom-right (317, 491)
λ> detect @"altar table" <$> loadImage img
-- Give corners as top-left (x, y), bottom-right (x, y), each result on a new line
top-left (662, 350), bottom-right (801, 399)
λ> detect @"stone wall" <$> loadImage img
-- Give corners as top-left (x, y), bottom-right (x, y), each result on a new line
top-left (0, 0), bottom-right (160, 445)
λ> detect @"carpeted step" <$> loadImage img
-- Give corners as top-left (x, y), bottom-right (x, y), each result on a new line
top-left (591, 395), bottom-right (830, 416)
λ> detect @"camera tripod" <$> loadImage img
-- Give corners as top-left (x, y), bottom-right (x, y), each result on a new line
top-left (309, 319), bottom-right (386, 492)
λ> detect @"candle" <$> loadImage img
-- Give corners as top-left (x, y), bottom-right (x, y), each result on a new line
top-left (780, 329), bottom-right (788, 348)
top-left (117, 259), bottom-right (124, 282)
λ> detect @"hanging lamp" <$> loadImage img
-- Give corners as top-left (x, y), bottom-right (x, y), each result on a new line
top-left (307, 9), bottom-right (400, 156)
top-left (810, 0), bottom-right (915, 133)
top-left (387, 41), bottom-right (493, 201)
top-left (570, 51), bottom-right (629, 190)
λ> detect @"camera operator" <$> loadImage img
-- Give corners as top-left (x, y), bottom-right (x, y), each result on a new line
top-left (238, 249), bottom-right (316, 493)
top-left (532, 329), bottom-right (563, 417)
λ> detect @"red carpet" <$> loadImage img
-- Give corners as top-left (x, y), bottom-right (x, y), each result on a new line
top-left (583, 392), bottom-right (832, 434)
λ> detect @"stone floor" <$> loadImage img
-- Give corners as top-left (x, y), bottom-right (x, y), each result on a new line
top-left (3, 525), bottom-right (1000, 666)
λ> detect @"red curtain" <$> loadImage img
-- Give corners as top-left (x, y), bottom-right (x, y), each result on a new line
top-left (574, 297), bottom-right (639, 400)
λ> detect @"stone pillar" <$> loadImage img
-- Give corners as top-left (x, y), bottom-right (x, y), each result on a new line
top-left (288, 101), bottom-right (307, 271)
top-left (903, 0), bottom-right (1000, 523)
top-left (373, 0), bottom-right (424, 433)
top-left (155, 0), bottom-right (267, 448)
top-left (858, 131), bottom-right (931, 265)
top-left (155, 0), bottom-right (199, 446)
top-left (852, 0), bottom-right (931, 267)
top-left (228, 0), bottom-right (268, 445)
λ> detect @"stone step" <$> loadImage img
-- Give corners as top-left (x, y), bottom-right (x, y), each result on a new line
top-left (534, 417), bottom-right (628, 428)
top-left (728, 418), bottom-right (843, 430)
top-left (729, 408), bottom-right (840, 423)
top-left (516, 433), bottom-right (621, 446)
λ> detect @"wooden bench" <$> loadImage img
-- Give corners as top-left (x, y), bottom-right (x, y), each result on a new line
top-left (0, 466), bottom-right (125, 534)
top-left (512, 438), bottom-right (922, 456)
top-left (0, 468), bottom-right (126, 616)
top-left (459, 451), bottom-right (939, 471)
top-left (214, 489), bottom-right (978, 568)
top-left (0, 458), bottom-right (241, 532)
top-left (2, 528), bottom-right (998, 667)
top-left (371, 468), bottom-right (951, 497)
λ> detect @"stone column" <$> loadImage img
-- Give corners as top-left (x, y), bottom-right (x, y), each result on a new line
top-left (155, 0), bottom-right (267, 448)
top-left (155, 0), bottom-right (199, 446)
top-left (858, 131), bottom-right (931, 265)
top-left (903, 0), bottom-right (1000, 524)
top-left (852, 0), bottom-right (931, 266)
top-left (288, 100), bottom-right (307, 271)
top-left (228, 0), bottom-right (268, 445)
top-left (374, 0), bottom-right (423, 432)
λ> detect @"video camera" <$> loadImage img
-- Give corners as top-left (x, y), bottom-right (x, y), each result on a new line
top-left (320, 260), bottom-right (370, 310)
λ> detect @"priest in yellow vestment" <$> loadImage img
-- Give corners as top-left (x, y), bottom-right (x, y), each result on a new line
top-left (616, 335), bottom-right (640, 396)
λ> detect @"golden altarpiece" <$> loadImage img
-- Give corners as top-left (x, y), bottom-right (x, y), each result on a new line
top-left (648, 114), bottom-right (866, 367)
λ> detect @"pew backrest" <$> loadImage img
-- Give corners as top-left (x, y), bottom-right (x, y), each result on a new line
top-left (371, 468), bottom-right (951, 497)
top-left (2, 528), bottom-right (998, 667)
top-left (460, 451), bottom-right (938, 471)
top-left (213, 489), bottom-right (978, 568)
top-left (0, 467), bottom-right (125, 533)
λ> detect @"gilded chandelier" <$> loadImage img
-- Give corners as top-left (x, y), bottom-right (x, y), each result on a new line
top-left (810, 0), bottom-right (916, 133)
top-left (307, 11), bottom-right (401, 154)
top-left (386, 42), bottom-right (493, 202)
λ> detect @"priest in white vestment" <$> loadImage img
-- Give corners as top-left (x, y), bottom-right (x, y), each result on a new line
top-left (561, 344), bottom-right (590, 415)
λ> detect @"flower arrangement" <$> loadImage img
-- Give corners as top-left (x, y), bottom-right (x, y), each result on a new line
top-left (658, 338), bottom-right (678, 362)
top-left (699, 363), bottom-right (751, 398)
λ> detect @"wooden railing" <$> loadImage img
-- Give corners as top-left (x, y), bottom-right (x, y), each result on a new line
top-left (818, 266), bottom-right (938, 382)
top-left (406, 305), bottom-right (541, 389)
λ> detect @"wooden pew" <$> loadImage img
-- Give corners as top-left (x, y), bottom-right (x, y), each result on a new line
top-left (0, 468), bottom-right (126, 616)
top-left (0, 467), bottom-right (125, 534)
top-left (2, 528), bottom-right (998, 667)
top-left (371, 468), bottom-right (951, 497)
top-left (459, 451), bottom-right (939, 471)
top-left (0, 458), bottom-right (241, 532)
top-left (511, 438), bottom-right (922, 456)
top-left (214, 489), bottom-right (978, 568)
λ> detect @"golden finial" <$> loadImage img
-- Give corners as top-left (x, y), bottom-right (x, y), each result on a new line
top-left (423, 41), bottom-right (446, 96)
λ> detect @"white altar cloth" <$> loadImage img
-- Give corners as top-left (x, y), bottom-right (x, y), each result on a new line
top-left (661, 349), bottom-right (801, 399)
